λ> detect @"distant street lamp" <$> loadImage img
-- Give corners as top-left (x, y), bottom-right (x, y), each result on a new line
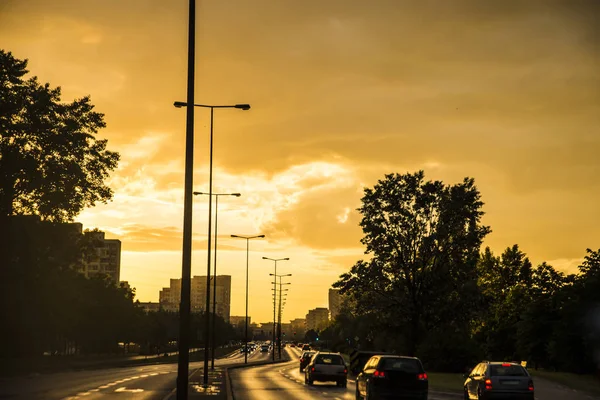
top-left (271, 276), bottom-right (291, 359)
top-left (174, 101), bottom-right (249, 386)
top-left (231, 234), bottom-right (265, 363)
top-left (194, 191), bottom-right (241, 369)
top-left (263, 257), bottom-right (289, 360)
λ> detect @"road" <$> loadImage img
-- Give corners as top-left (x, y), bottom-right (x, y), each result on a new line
top-left (229, 346), bottom-right (459, 400)
top-left (0, 347), bottom-right (271, 400)
top-left (2, 346), bottom-right (598, 400)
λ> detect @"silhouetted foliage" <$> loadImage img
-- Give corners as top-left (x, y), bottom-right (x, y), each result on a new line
top-left (0, 49), bottom-right (119, 222)
top-left (334, 171), bottom-right (490, 358)
top-left (328, 171), bottom-right (600, 374)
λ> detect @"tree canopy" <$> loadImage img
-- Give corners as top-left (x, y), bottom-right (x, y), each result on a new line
top-left (335, 171), bottom-right (490, 356)
top-left (0, 49), bottom-right (119, 222)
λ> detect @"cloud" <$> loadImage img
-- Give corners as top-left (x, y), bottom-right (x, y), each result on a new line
top-left (104, 224), bottom-right (240, 253)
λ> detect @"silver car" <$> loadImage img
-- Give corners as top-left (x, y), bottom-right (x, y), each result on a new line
top-left (464, 361), bottom-right (534, 400)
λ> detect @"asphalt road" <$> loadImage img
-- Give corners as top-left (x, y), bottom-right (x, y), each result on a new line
top-left (0, 347), bottom-right (272, 400)
top-left (229, 347), bottom-right (459, 400)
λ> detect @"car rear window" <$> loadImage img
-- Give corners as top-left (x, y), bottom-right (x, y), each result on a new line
top-left (490, 365), bottom-right (528, 377)
top-left (380, 358), bottom-right (423, 373)
top-left (315, 355), bottom-right (344, 365)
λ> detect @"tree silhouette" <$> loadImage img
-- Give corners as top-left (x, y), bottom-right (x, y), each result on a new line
top-left (335, 171), bottom-right (490, 356)
top-left (0, 50), bottom-right (119, 222)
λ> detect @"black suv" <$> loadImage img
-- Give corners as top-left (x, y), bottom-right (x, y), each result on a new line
top-left (464, 361), bottom-right (534, 400)
top-left (356, 355), bottom-right (428, 400)
top-left (299, 351), bottom-right (316, 372)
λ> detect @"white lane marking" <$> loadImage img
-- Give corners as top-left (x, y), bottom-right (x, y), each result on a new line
top-left (115, 387), bottom-right (144, 393)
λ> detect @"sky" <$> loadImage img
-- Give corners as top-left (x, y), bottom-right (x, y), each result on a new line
top-left (1, 0), bottom-right (599, 323)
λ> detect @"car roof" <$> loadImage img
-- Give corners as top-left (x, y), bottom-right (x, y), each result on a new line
top-left (314, 352), bottom-right (342, 356)
top-left (376, 355), bottom-right (420, 360)
top-left (487, 362), bottom-right (522, 365)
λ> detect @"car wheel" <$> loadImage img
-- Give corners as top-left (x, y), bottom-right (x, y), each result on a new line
top-left (308, 377), bottom-right (313, 385)
top-left (304, 374), bottom-right (308, 384)
top-left (299, 367), bottom-right (303, 373)
top-left (342, 379), bottom-right (348, 388)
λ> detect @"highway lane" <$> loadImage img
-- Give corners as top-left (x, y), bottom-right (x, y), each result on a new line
top-left (0, 346), bottom-right (272, 400)
top-left (230, 347), bottom-right (459, 400)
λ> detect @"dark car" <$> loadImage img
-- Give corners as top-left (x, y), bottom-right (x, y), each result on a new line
top-left (305, 352), bottom-right (348, 387)
top-left (299, 351), bottom-right (316, 372)
top-left (464, 362), bottom-right (534, 400)
top-left (302, 344), bottom-right (311, 351)
top-left (356, 355), bottom-right (428, 400)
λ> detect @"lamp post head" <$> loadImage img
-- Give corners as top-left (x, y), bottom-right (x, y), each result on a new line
top-left (232, 193), bottom-right (242, 197)
top-left (257, 234), bottom-right (265, 238)
top-left (173, 101), bottom-right (187, 108)
top-left (235, 104), bottom-right (251, 110)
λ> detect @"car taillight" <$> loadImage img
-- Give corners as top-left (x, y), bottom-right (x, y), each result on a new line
top-left (300, 358), bottom-right (304, 362)
top-left (311, 367), bottom-right (315, 372)
top-left (373, 370), bottom-right (386, 378)
top-left (502, 363), bottom-right (511, 367)
top-left (485, 379), bottom-right (492, 390)
top-left (418, 373), bottom-right (428, 380)
top-left (528, 380), bottom-right (534, 391)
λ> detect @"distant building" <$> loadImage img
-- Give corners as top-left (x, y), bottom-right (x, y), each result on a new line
top-left (159, 275), bottom-right (231, 321)
top-left (230, 316), bottom-right (251, 327)
top-left (329, 288), bottom-right (342, 320)
top-left (306, 308), bottom-right (329, 331)
top-left (82, 230), bottom-right (122, 283)
top-left (138, 302), bottom-right (160, 313)
top-left (290, 318), bottom-right (306, 338)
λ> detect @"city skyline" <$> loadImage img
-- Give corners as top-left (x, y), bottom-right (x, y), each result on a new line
top-left (2, 0), bottom-right (599, 323)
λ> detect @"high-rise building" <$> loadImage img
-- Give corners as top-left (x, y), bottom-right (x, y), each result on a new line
top-left (329, 288), bottom-right (342, 320)
top-left (306, 308), bottom-right (329, 331)
top-left (82, 230), bottom-right (122, 283)
top-left (158, 275), bottom-right (232, 321)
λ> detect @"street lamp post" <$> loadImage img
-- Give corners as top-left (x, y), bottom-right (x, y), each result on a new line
top-left (194, 192), bottom-right (241, 369)
top-left (271, 275), bottom-right (291, 359)
top-left (174, 103), bottom-right (249, 386)
top-left (175, 1), bottom-right (196, 397)
top-left (231, 234), bottom-right (265, 363)
top-left (263, 257), bottom-right (289, 360)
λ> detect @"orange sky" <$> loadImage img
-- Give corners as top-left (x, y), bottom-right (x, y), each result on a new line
top-left (1, 0), bottom-right (599, 323)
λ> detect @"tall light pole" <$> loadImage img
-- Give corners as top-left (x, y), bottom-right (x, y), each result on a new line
top-left (194, 191), bottom-right (241, 370)
top-left (271, 275), bottom-right (291, 359)
top-left (174, 103), bottom-right (249, 386)
top-left (175, 1), bottom-right (195, 397)
top-left (263, 257), bottom-right (289, 361)
top-left (231, 234), bottom-right (265, 363)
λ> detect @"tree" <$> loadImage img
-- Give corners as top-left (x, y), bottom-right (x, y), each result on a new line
top-left (0, 50), bottom-right (119, 222)
top-left (476, 245), bottom-right (533, 360)
top-left (335, 171), bottom-right (490, 356)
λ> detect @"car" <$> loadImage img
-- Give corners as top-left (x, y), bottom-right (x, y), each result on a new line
top-left (299, 350), bottom-right (316, 372)
top-left (302, 344), bottom-right (311, 351)
top-left (289, 343), bottom-right (296, 348)
top-left (305, 352), bottom-right (348, 387)
top-left (464, 361), bottom-right (534, 400)
top-left (260, 344), bottom-right (269, 352)
top-left (356, 355), bottom-right (428, 400)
